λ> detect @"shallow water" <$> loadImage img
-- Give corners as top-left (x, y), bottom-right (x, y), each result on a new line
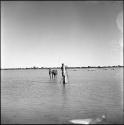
top-left (1, 68), bottom-right (123, 124)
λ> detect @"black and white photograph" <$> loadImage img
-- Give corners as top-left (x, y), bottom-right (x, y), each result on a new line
top-left (1, 1), bottom-right (123, 124)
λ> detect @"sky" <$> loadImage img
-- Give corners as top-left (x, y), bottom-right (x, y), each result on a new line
top-left (1, 1), bottom-right (123, 68)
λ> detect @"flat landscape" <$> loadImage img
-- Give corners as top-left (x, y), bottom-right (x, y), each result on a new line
top-left (1, 67), bottom-right (123, 124)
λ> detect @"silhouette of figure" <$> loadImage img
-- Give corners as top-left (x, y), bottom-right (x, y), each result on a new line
top-left (51, 70), bottom-right (58, 79)
top-left (61, 63), bottom-right (68, 84)
top-left (49, 68), bottom-right (52, 79)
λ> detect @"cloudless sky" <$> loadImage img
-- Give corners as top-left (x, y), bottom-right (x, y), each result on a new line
top-left (1, 1), bottom-right (123, 68)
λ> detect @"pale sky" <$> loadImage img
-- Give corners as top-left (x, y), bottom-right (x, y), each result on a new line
top-left (1, 1), bottom-right (123, 68)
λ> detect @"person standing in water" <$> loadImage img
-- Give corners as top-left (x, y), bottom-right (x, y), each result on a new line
top-left (49, 68), bottom-right (52, 79)
top-left (61, 63), bottom-right (68, 84)
top-left (51, 70), bottom-right (58, 79)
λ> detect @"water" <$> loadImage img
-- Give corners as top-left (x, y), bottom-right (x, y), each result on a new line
top-left (1, 68), bottom-right (123, 124)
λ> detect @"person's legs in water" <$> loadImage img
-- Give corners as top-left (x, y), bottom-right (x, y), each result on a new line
top-left (49, 72), bottom-right (51, 79)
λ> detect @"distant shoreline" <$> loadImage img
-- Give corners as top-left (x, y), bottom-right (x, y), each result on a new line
top-left (1, 66), bottom-right (123, 70)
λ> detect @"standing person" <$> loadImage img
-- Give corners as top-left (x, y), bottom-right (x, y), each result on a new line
top-left (52, 70), bottom-right (58, 79)
top-left (61, 63), bottom-right (68, 84)
top-left (49, 68), bottom-right (52, 79)
top-left (61, 64), bottom-right (64, 77)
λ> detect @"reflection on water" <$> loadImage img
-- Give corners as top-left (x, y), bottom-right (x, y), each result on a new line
top-left (1, 68), bottom-right (123, 124)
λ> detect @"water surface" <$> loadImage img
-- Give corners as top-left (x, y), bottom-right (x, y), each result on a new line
top-left (1, 68), bottom-right (123, 124)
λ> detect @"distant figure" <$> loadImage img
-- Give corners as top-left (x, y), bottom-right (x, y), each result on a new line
top-left (51, 70), bottom-right (58, 79)
top-left (61, 63), bottom-right (68, 84)
top-left (49, 68), bottom-right (52, 79)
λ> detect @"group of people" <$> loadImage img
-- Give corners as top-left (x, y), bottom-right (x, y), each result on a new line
top-left (48, 64), bottom-right (68, 84)
top-left (49, 68), bottom-right (58, 79)
top-left (49, 64), bottom-right (68, 84)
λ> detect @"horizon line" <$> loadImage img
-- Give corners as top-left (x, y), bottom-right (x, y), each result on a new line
top-left (1, 65), bottom-right (124, 69)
